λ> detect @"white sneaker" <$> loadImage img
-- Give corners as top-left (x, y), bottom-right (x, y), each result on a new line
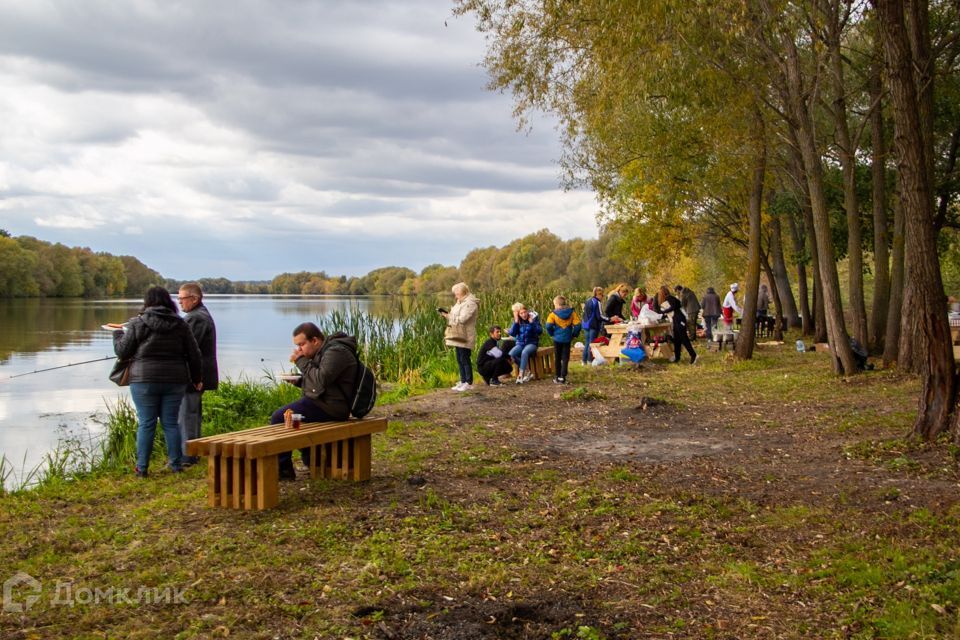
top-left (451, 382), bottom-right (465, 391)
top-left (456, 383), bottom-right (473, 392)
top-left (521, 372), bottom-right (534, 383)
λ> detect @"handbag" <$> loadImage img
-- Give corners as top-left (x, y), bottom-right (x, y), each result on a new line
top-left (444, 323), bottom-right (468, 344)
top-left (109, 359), bottom-right (131, 386)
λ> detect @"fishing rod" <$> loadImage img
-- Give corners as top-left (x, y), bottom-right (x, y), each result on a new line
top-left (5, 355), bottom-right (116, 380)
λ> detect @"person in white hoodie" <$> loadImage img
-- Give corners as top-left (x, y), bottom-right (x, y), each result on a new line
top-left (721, 283), bottom-right (742, 335)
top-left (441, 282), bottom-right (479, 391)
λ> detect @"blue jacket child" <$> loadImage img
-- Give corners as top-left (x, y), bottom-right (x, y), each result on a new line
top-left (545, 305), bottom-right (582, 343)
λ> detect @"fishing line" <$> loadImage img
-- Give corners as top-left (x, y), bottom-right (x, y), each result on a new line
top-left (4, 355), bottom-right (117, 380)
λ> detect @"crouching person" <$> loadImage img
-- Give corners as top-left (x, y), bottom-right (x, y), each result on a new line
top-left (477, 325), bottom-right (514, 386)
top-left (272, 322), bottom-right (357, 480)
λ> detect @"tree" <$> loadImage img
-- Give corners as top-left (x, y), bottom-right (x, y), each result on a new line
top-left (873, 0), bottom-right (954, 439)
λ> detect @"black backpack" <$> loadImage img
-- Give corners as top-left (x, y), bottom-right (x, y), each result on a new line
top-left (321, 337), bottom-right (378, 418)
top-left (348, 355), bottom-right (378, 418)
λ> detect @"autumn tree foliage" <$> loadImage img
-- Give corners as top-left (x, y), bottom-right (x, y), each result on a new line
top-left (456, 0), bottom-right (960, 438)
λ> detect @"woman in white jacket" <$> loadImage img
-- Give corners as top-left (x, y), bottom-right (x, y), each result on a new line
top-left (441, 282), bottom-right (480, 391)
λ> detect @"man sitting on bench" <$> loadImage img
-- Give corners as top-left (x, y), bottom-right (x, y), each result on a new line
top-left (273, 322), bottom-right (358, 480)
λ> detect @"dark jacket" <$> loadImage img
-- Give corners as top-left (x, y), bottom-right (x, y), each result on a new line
top-left (113, 306), bottom-right (202, 385)
top-left (701, 289), bottom-right (722, 316)
top-left (184, 303), bottom-right (219, 391)
top-left (476, 337), bottom-right (513, 379)
top-left (604, 293), bottom-right (626, 322)
top-left (656, 295), bottom-right (688, 332)
top-left (295, 332), bottom-right (358, 420)
top-left (582, 295), bottom-right (605, 332)
top-left (509, 312), bottom-right (542, 348)
top-left (681, 288), bottom-right (700, 324)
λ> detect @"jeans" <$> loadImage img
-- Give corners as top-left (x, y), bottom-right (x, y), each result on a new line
top-left (581, 328), bottom-right (598, 363)
top-left (130, 381), bottom-right (186, 472)
top-left (703, 315), bottom-right (719, 342)
top-left (554, 341), bottom-right (571, 379)
top-left (178, 387), bottom-right (203, 456)
top-left (455, 346), bottom-right (473, 384)
top-left (510, 343), bottom-right (538, 372)
top-left (272, 398), bottom-right (334, 472)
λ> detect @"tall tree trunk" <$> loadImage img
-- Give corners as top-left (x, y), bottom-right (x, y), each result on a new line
top-left (883, 194), bottom-right (905, 366)
top-left (875, 0), bottom-right (954, 439)
top-left (762, 252), bottom-right (785, 341)
top-left (868, 50), bottom-right (891, 352)
top-left (769, 210), bottom-right (799, 328)
top-left (736, 116), bottom-right (766, 360)
top-left (786, 143), bottom-right (817, 337)
top-left (826, 0), bottom-right (869, 348)
top-left (783, 34), bottom-right (858, 374)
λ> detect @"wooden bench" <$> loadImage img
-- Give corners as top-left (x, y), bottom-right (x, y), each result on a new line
top-left (511, 345), bottom-right (556, 380)
top-left (185, 418), bottom-right (387, 511)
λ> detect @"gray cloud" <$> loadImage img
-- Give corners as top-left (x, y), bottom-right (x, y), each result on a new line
top-left (0, 0), bottom-right (597, 279)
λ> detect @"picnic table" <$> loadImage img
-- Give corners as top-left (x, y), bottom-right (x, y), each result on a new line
top-left (590, 321), bottom-right (671, 361)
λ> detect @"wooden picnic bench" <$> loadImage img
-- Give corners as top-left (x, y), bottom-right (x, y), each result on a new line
top-left (590, 322), bottom-right (671, 361)
top-left (185, 417), bottom-right (388, 511)
top-left (510, 345), bottom-right (556, 380)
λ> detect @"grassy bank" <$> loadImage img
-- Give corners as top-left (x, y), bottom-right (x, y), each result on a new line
top-left (2, 342), bottom-right (959, 638)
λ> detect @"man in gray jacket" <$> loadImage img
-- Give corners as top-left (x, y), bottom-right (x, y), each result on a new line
top-left (177, 282), bottom-right (218, 466)
top-left (272, 322), bottom-right (358, 479)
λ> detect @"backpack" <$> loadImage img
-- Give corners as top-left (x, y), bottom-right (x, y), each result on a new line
top-left (326, 338), bottom-right (378, 418)
top-left (349, 356), bottom-right (378, 418)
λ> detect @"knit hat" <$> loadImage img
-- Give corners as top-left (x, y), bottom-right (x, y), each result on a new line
top-left (730, 283), bottom-right (739, 292)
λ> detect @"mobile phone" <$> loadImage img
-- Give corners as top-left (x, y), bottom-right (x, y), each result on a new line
top-left (436, 307), bottom-right (448, 314)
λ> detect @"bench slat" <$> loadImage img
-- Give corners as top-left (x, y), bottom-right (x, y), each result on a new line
top-left (239, 419), bottom-right (387, 458)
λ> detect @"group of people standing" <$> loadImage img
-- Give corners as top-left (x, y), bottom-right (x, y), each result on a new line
top-left (441, 280), bottom-right (761, 391)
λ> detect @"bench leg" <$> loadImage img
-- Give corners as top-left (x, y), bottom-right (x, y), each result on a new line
top-left (232, 455), bottom-right (244, 510)
top-left (220, 453), bottom-right (233, 508)
top-left (244, 457), bottom-right (256, 511)
top-left (352, 435), bottom-right (371, 481)
top-left (208, 453), bottom-right (220, 508)
top-left (255, 455), bottom-right (279, 510)
top-left (308, 444), bottom-right (319, 479)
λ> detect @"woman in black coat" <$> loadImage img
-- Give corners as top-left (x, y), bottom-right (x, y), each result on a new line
top-left (655, 285), bottom-right (697, 364)
top-left (113, 286), bottom-right (202, 476)
top-left (603, 284), bottom-right (629, 325)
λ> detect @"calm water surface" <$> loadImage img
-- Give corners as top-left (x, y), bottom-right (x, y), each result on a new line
top-left (0, 295), bottom-right (394, 483)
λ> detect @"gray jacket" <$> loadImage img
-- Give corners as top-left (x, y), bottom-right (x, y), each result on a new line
top-left (114, 306), bottom-right (202, 385)
top-left (294, 332), bottom-right (358, 420)
top-left (701, 290), bottom-right (722, 316)
top-left (184, 303), bottom-right (219, 391)
top-left (681, 288), bottom-right (700, 323)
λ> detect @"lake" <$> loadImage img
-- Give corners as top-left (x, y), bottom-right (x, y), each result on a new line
top-left (0, 295), bottom-right (398, 485)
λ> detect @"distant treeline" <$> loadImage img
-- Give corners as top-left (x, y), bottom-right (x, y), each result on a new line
top-left (0, 230), bottom-right (164, 298)
top-left (264, 227), bottom-right (642, 296)
top-left (1, 226), bottom-right (647, 298)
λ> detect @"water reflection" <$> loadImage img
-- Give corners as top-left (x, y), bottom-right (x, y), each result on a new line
top-left (0, 295), bottom-right (396, 486)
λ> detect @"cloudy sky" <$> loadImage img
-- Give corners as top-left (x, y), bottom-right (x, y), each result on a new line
top-left (0, 0), bottom-right (599, 281)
